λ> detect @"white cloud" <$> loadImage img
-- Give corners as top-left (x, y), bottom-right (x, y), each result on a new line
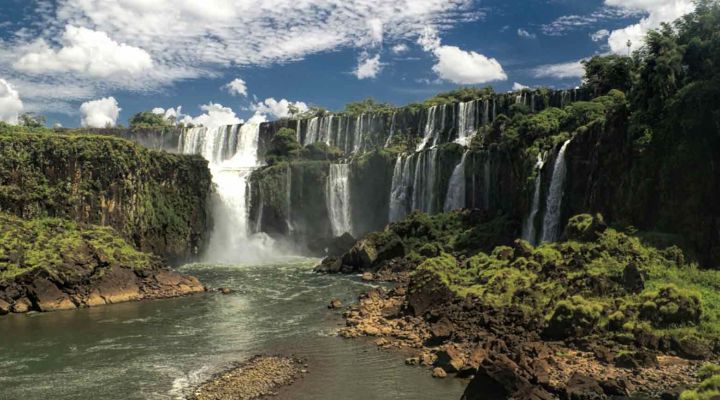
top-left (80, 97), bottom-right (121, 128)
top-left (151, 106), bottom-right (183, 122)
top-left (391, 43), bottom-right (409, 54)
top-left (418, 27), bottom-right (506, 84)
top-left (512, 82), bottom-right (529, 91)
top-left (224, 78), bottom-right (248, 97)
top-left (14, 25), bottom-right (153, 78)
top-left (367, 18), bottom-right (384, 46)
top-left (252, 98), bottom-right (309, 119)
top-left (517, 28), bottom-right (536, 39)
top-left (181, 103), bottom-right (242, 128)
top-left (590, 29), bottom-right (610, 42)
top-left (541, 7), bottom-right (641, 36)
top-left (533, 60), bottom-right (585, 79)
top-left (0, 79), bottom-right (23, 124)
top-left (246, 112), bottom-right (267, 125)
top-left (354, 53), bottom-right (382, 79)
top-left (604, 0), bottom-right (694, 53)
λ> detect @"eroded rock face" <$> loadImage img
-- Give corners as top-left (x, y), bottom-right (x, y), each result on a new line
top-left (1, 264), bottom-right (204, 315)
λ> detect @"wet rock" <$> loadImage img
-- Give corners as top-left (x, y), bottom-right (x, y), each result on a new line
top-left (432, 367), bottom-right (447, 378)
top-left (564, 372), bottom-right (604, 400)
top-left (328, 298), bottom-right (342, 309)
top-left (361, 272), bottom-right (374, 281)
top-left (434, 344), bottom-right (466, 373)
top-left (0, 298), bottom-right (11, 315)
top-left (405, 357), bottom-right (420, 366)
top-left (28, 278), bottom-right (76, 312)
top-left (341, 239), bottom-right (377, 271)
top-left (11, 297), bottom-right (31, 313)
top-left (314, 256), bottom-right (342, 273)
top-left (218, 287), bottom-right (232, 295)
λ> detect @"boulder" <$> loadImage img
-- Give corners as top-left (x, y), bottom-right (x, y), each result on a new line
top-left (328, 298), bottom-right (342, 309)
top-left (671, 335), bottom-right (711, 360)
top-left (407, 271), bottom-right (456, 316)
top-left (361, 272), bottom-right (373, 281)
top-left (428, 317), bottom-right (454, 343)
top-left (0, 298), bottom-right (10, 315)
top-left (314, 257), bottom-right (342, 273)
top-left (432, 367), bottom-right (447, 378)
top-left (11, 297), bottom-right (32, 313)
top-left (461, 354), bottom-right (526, 400)
top-left (28, 277), bottom-right (76, 312)
top-left (376, 236), bottom-right (406, 262)
top-left (600, 378), bottom-right (634, 396)
top-left (622, 263), bottom-right (645, 293)
top-left (434, 344), bottom-right (466, 373)
top-left (563, 373), bottom-right (604, 400)
top-left (614, 351), bottom-right (658, 369)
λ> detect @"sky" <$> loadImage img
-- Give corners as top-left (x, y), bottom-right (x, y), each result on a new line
top-left (0, 0), bottom-right (696, 128)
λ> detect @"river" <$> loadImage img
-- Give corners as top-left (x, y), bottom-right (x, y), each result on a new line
top-left (0, 259), bottom-right (466, 399)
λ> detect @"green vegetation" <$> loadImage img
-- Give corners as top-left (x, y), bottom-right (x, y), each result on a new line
top-left (129, 111), bottom-right (173, 130)
top-left (342, 98), bottom-right (397, 116)
top-left (0, 212), bottom-right (156, 281)
top-left (681, 364), bottom-right (720, 399)
top-left (0, 128), bottom-right (213, 261)
top-left (411, 213), bottom-right (720, 345)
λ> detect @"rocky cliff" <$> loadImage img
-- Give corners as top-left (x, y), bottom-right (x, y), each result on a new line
top-left (0, 131), bottom-right (213, 263)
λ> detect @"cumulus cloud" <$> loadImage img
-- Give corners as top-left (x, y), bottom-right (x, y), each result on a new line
top-left (604, 0), bottom-right (694, 53)
top-left (590, 29), bottom-right (610, 42)
top-left (14, 25), bottom-right (153, 78)
top-left (512, 82), bottom-right (529, 91)
top-left (80, 97), bottom-right (121, 128)
top-left (533, 60), bottom-right (585, 79)
top-left (0, 79), bottom-right (23, 125)
top-left (181, 103), bottom-right (242, 128)
top-left (418, 28), bottom-right (506, 85)
top-left (391, 43), bottom-right (409, 54)
top-left (517, 28), bottom-right (536, 39)
top-left (252, 98), bottom-right (309, 119)
top-left (152, 106), bottom-right (183, 122)
top-left (224, 78), bottom-right (248, 96)
top-left (354, 53), bottom-right (382, 79)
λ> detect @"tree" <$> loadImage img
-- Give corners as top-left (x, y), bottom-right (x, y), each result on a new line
top-left (18, 112), bottom-right (45, 128)
top-left (582, 55), bottom-right (634, 96)
top-left (129, 111), bottom-right (170, 130)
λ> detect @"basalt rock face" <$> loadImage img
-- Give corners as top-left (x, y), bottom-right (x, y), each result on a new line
top-left (0, 213), bottom-right (204, 315)
top-left (0, 133), bottom-right (213, 263)
top-left (65, 127), bottom-right (184, 153)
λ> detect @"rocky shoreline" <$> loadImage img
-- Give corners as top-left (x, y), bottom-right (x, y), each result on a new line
top-left (0, 263), bottom-right (205, 315)
top-left (191, 356), bottom-right (306, 400)
top-left (334, 280), bottom-right (705, 399)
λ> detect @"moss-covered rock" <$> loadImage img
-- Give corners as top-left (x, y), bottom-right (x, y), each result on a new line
top-left (544, 295), bottom-right (604, 339)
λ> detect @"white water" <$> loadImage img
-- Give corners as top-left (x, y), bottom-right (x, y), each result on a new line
top-left (181, 123), bottom-right (274, 262)
top-left (411, 148), bottom-right (438, 214)
top-left (456, 101), bottom-right (477, 145)
top-left (540, 139), bottom-right (572, 243)
top-left (444, 151), bottom-right (468, 212)
top-left (326, 163), bottom-right (353, 236)
top-left (521, 152), bottom-right (546, 245)
top-left (388, 154), bottom-right (414, 222)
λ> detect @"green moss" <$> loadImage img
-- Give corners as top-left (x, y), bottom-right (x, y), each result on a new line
top-left (0, 212), bottom-right (156, 281)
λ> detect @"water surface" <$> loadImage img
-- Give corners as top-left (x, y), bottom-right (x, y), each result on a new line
top-left (0, 260), bottom-right (466, 399)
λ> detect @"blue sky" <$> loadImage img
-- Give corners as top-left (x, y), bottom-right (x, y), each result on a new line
top-left (0, 0), bottom-right (694, 127)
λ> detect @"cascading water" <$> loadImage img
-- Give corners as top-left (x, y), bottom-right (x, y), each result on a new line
top-left (181, 122), bottom-right (273, 262)
top-left (326, 163), bottom-right (353, 237)
top-left (521, 152), bottom-right (546, 245)
top-left (456, 101), bottom-right (477, 145)
top-left (388, 154), bottom-right (415, 222)
top-left (444, 151), bottom-right (468, 212)
top-left (417, 106), bottom-right (438, 151)
top-left (540, 139), bottom-right (572, 243)
top-left (411, 148), bottom-right (438, 214)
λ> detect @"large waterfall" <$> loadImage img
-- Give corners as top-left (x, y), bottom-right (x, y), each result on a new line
top-left (521, 153), bottom-right (546, 245)
top-left (326, 163), bottom-right (353, 236)
top-left (411, 148), bottom-right (439, 214)
top-left (388, 155), bottom-right (414, 222)
top-left (540, 139), bottom-right (571, 243)
top-left (444, 151), bottom-right (468, 211)
top-left (180, 123), bottom-right (271, 262)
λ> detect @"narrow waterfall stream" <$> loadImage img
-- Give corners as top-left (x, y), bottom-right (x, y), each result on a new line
top-left (540, 139), bottom-right (572, 243)
top-left (521, 153), bottom-right (546, 245)
top-left (326, 164), bottom-right (353, 236)
top-left (388, 154), bottom-right (415, 222)
top-left (443, 151), bottom-right (468, 212)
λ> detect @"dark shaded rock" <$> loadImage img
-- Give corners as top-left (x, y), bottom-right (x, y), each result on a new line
top-left (622, 263), bottom-right (645, 293)
top-left (671, 335), bottom-right (711, 360)
top-left (592, 345), bottom-right (616, 363)
top-left (326, 233), bottom-right (356, 257)
top-left (27, 277), bottom-right (76, 312)
top-left (434, 344), bottom-right (465, 373)
top-left (314, 256), bottom-right (342, 273)
top-left (660, 386), bottom-right (686, 400)
top-left (376, 236), bottom-right (406, 262)
top-left (429, 317), bottom-right (454, 343)
top-left (406, 270), bottom-right (456, 317)
top-left (564, 373), bottom-right (604, 400)
top-left (600, 378), bottom-right (634, 396)
top-left (614, 351), bottom-right (658, 369)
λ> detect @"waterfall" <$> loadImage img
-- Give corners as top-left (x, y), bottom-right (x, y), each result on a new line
top-left (285, 164), bottom-right (293, 234)
top-left (521, 153), bottom-right (546, 245)
top-left (180, 123), bottom-right (272, 262)
top-left (353, 114), bottom-right (364, 153)
top-left (456, 101), bottom-right (477, 145)
top-left (326, 164), bottom-right (353, 237)
top-left (417, 106), bottom-right (438, 151)
top-left (540, 139), bottom-right (572, 243)
top-left (389, 154), bottom-right (415, 222)
top-left (444, 151), bottom-right (468, 212)
top-left (411, 148), bottom-right (438, 214)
